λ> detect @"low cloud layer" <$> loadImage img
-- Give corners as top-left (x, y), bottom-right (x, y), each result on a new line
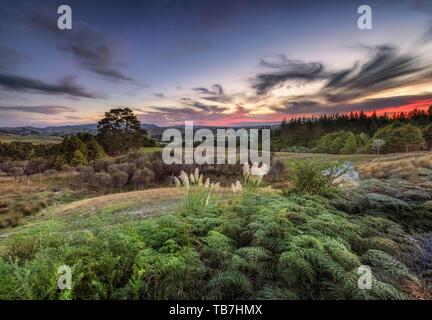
top-left (0, 105), bottom-right (77, 115)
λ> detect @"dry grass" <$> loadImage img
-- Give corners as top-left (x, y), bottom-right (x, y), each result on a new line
top-left (358, 152), bottom-right (432, 179)
top-left (44, 187), bottom-right (186, 218)
top-left (0, 187), bottom-right (187, 241)
top-left (275, 152), bottom-right (378, 165)
top-left (0, 185), bottom-right (240, 245)
top-left (0, 173), bottom-right (86, 228)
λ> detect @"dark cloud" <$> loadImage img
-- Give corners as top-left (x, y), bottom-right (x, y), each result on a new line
top-left (252, 56), bottom-right (326, 94)
top-left (258, 45), bottom-right (432, 117)
top-left (193, 84), bottom-right (223, 95)
top-left (272, 93), bottom-right (432, 115)
top-left (189, 101), bottom-right (227, 113)
top-left (137, 98), bottom-right (231, 124)
top-left (192, 84), bottom-right (231, 102)
top-left (322, 45), bottom-right (425, 102)
top-left (154, 93), bottom-right (165, 98)
top-left (252, 46), bottom-right (430, 102)
top-left (0, 105), bottom-right (77, 115)
top-left (0, 73), bottom-right (98, 98)
top-left (0, 46), bottom-right (28, 71)
top-left (31, 13), bottom-right (134, 83)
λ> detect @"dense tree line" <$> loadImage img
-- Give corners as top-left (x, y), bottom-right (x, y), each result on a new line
top-left (272, 107), bottom-right (432, 152)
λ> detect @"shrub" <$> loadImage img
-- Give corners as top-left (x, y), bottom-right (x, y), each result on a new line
top-left (287, 160), bottom-right (346, 196)
top-left (61, 164), bottom-right (75, 172)
top-left (111, 170), bottom-right (129, 189)
top-left (267, 159), bottom-right (285, 181)
top-left (43, 169), bottom-right (58, 177)
top-left (316, 131), bottom-right (367, 154)
top-left (8, 166), bottom-right (24, 179)
top-left (78, 165), bottom-right (94, 181)
top-left (94, 158), bottom-right (115, 172)
top-left (90, 172), bottom-right (112, 191)
top-left (132, 167), bottom-right (154, 187)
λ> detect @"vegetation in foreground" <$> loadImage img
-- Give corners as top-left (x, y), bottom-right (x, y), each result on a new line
top-left (0, 162), bottom-right (431, 300)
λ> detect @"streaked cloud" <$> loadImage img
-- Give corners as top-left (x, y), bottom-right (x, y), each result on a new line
top-left (252, 56), bottom-right (326, 95)
top-left (0, 73), bottom-right (98, 98)
top-left (0, 105), bottom-right (77, 115)
top-left (31, 13), bottom-right (135, 83)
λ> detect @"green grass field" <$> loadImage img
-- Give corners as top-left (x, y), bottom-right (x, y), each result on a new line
top-left (0, 134), bottom-right (62, 144)
top-left (140, 146), bottom-right (163, 154)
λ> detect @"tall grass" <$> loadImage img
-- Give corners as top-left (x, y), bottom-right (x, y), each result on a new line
top-left (175, 168), bottom-right (220, 213)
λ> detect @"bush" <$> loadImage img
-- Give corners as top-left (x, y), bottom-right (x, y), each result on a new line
top-left (44, 169), bottom-right (58, 177)
top-left (132, 167), bottom-right (154, 187)
top-left (78, 165), bottom-right (94, 181)
top-left (94, 158), bottom-right (115, 172)
top-left (287, 160), bottom-right (346, 196)
top-left (61, 164), bottom-right (75, 172)
top-left (111, 170), bottom-right (129, 189)
top-left (267, 160), bottom-right (285, 181)
top-left (90, 172), bottom-right (112, 191)
top-left (8, 166), bottom-right (24, 179)
top-left (315, 131), bottom-right (370, 154)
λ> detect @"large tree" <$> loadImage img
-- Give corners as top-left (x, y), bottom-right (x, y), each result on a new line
top-left (97, 108), bottom-right (154, 155)
top-left (373, 122), bottom-right (425, 153)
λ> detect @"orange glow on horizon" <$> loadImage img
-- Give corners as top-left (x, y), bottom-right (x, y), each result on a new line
top-left (198, 99), bottom-right (432, 127)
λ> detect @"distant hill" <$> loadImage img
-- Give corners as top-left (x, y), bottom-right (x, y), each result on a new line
top-left (0, 122), bottom-right (278, 142)
top-left (0, 123), bottom-right (160, 137)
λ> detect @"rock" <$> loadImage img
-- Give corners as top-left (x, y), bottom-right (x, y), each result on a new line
top-left (425, 201), bottom-right (432, 210)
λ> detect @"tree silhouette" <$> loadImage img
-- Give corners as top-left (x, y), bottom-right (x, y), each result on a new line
top-left (97, 107), bottom-right (154, 155)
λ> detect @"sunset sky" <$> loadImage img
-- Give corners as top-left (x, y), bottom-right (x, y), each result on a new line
top-left (1, 0), bottom-right (432, 127)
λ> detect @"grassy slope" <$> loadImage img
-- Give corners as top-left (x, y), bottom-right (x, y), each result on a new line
top-left (0, 187), bottom-right (186, 254)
